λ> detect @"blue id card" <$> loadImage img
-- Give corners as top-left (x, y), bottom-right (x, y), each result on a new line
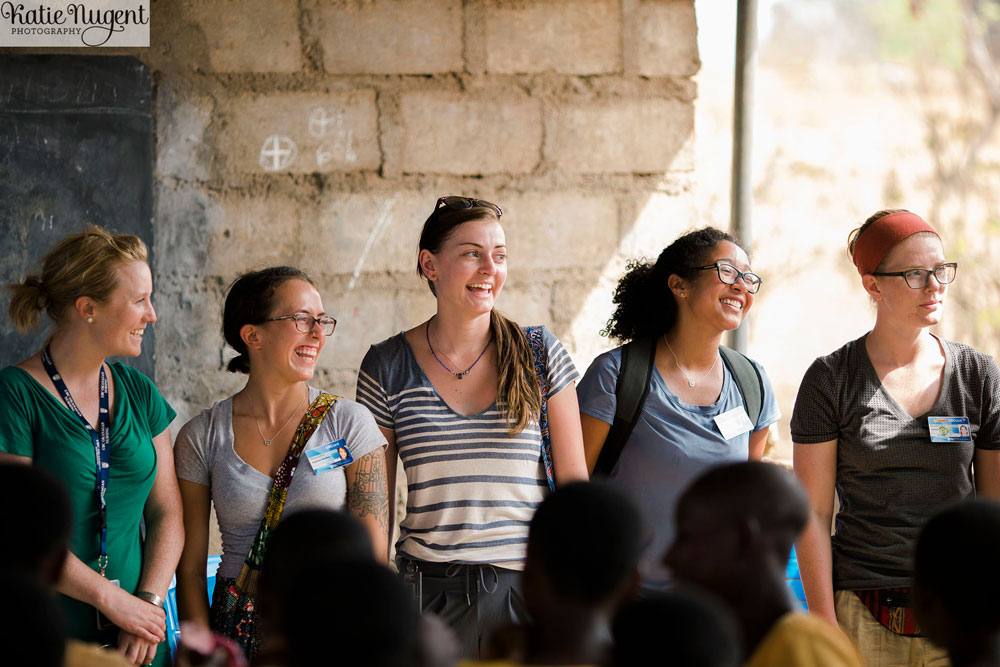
top-left (928, 416), bottom-right (973, 443)
top-left (305, 439), bottom-right (353, 474)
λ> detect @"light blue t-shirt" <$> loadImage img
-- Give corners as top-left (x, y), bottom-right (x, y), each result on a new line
top-left (578, 345), bottom-right (780, 590)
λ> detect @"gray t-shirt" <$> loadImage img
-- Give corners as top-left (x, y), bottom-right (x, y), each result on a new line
top-left (791, 334), bottom-right (1000, 589)
top-left (578, 346), bottom-right (780, 591)
top-left (174, 387), bottom-right (386, 578)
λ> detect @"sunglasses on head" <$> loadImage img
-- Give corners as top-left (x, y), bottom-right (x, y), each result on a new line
top-left (434, 196), bottom-right (503, 218)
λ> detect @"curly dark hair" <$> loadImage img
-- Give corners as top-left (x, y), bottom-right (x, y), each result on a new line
top-left (602, 227), bottom-right (741, 342)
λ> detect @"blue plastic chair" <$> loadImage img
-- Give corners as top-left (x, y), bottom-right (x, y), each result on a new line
top-left (785, 546), bottom-right (808, 610)
top-left (165, 554), bottom-right (222, 658)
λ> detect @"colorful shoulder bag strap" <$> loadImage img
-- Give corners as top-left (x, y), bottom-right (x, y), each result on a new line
top-left (234, 391), bottom-right (340, 596)
top-left (525, 326), bottom-right (555, 490)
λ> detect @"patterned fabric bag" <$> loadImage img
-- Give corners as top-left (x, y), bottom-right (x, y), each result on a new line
top-left (210, 392), bottom-right (339, 659)
top-left (525, 326), bottom-right (555, 491)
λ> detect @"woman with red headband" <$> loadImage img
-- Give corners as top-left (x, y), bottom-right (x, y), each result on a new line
top-left (791, 209), bottom-right (1000, 664)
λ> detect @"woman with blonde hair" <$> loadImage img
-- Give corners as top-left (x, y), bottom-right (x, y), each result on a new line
top-left (792, 209), bottom-right (1000, 665)
top-left (357, 196), bottom-right (588, 658)
top-left (0, 225), bottom-right (183, 667)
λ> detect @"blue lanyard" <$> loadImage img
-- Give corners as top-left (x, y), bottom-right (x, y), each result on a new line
top-left (40, 346), bottom-right (112, 577)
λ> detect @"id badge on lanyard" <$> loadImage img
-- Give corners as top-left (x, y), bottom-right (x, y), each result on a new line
top-left (40, 347), bottom-right (112, 577)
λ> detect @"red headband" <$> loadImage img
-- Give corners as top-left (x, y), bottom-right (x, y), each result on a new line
top-left (852, 211), bottom-right (939, 276)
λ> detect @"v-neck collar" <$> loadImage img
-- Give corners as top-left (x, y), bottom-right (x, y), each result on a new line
top-left (12, 363), bottom-right (124, 435)
top-left (859, 333), bottom-right (952, 422)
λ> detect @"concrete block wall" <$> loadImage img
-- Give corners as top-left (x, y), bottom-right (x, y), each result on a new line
top-left (136, 0), bottom-right (701, 426)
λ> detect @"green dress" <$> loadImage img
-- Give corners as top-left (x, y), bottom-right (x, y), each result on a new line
top-left (0, 362), bottom-right (175, 666)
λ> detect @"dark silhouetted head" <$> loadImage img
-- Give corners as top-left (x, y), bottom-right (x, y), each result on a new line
top-left (613, 590), bottom-right (740, 667)
top-left (280, 559), bottom-right (418, 667)
top-left (0, 573), bottom-right (66, 667)
top-left (665, 462), bottom-right (809, 600)
top-left (258, 508), bottom-right (373, 637)
top-left (524, 481), bottom-right (645, 609)
top-left (915, 499), bottom-right (1000, 653)
top-left (0, 463), bottom-right (72, 584)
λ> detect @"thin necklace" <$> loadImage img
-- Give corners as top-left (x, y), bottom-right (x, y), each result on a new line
top-left (664, 334), bottom-right (719, 388)
top-left (248, 390), bottom-right (306, 446)
top-left (426, 317), bottom-right (492, 380)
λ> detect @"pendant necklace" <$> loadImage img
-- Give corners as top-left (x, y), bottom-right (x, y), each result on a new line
top-left (664, 334), bottom-right (719, 388)
top-left (426, 318), bottom-right (492, 380)
top-left (248, 390), bottom-right (306, 446)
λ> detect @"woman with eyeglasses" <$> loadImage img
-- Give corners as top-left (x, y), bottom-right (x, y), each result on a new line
top-left (356, 196), bottom-right (588, 658)
top-left (791, 209), bottom-right (1000, 665)
top-left (577, 227), bottom-right (780, 593)
top-left (0, 226), bottom-right (182, 667)
top-left (173, 266), bottom-right (388, 659)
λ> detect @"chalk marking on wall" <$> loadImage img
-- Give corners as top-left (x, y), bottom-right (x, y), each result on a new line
top-left (344, 130), bottom-right (357, 163)
top-left (308, 107), bottom-right (344, 138)
top-left (316, 145), bottom-right (334, 168)
top-left (259, 135), bottom-right (297, 171)
top-left (348, 194), bottom-right (398, 291)
top-left (316, 130), bottom-right (358, 167)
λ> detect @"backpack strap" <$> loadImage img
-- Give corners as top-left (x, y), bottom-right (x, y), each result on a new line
top-left (719, 345), bottom-right (763, 427)
top-left (594, 341), bottom-right (766, 477)
top-left (594, 336), bottom-right (656, 477)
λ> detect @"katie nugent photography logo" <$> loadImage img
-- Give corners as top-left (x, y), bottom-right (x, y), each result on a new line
top-left (0, 1), bottom-right (149, 47)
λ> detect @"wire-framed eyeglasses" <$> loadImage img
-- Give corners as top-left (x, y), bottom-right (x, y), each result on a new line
top-left (872, 262), bottom-right (957, 289)
top-left (264, 314), bottom-right (337, 336)
top-left (690, 262), bottom-right (763, 294)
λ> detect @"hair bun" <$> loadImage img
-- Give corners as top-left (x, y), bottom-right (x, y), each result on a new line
top-left (22, 276), bottom-right (50, 310)
top-left (226, 353), bottom-right (251, 374)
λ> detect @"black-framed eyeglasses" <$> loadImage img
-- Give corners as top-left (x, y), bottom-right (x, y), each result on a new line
top-left (872, 262), bottom-right (957, 289)
top-left (690, 262), bottom-right (763, 294)
top-left (264, 314), bottom-right (337, 336)
top-left (435, 196), bottom-right (503, 218)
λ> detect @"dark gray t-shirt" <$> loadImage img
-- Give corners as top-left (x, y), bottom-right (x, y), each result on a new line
top-left (791, 334), bottom-right (1000, 589)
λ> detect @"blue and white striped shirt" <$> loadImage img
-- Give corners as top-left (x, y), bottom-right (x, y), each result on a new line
top-left (356, 326), bottom-right (578, 568)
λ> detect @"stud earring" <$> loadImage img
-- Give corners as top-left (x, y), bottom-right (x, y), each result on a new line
top-left (87, 316), bottom-right (94, 324)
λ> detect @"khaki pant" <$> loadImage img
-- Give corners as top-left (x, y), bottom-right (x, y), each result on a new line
top-left (834, 590), bottom-right (950, 667)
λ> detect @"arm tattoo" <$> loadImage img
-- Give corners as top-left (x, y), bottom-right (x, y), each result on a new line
top-left (347, 449), bottom-right (389, 537)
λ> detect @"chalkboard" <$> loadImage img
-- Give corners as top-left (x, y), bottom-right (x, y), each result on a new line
top-left (0, 55), bottom-right (155, 377)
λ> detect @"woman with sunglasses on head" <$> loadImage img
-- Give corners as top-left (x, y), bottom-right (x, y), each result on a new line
top-left (0, 226), bottom-right (183, 667)
top-left (356, 196), bottom-right (588, 658)
top-left (577, 227), bottom-right (780, 593)
top-left (173, 266), bottom-right (388, 660)
top-left (792, 209), bottom-right (1000, 665)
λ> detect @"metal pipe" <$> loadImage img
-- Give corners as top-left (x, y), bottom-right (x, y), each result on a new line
top-left (729, 0), bottom-right (757, 354)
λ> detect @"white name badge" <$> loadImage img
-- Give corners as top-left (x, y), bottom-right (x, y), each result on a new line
top-left (305, 439), bottom-right (353, 474)
top-left (928, 416), bottom-right (973, 443)
top-left (714, 407), bottom-right (755, 440)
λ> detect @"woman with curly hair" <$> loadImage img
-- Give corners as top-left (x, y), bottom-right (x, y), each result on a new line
top-left (577, 227), bottom-right (780, 593)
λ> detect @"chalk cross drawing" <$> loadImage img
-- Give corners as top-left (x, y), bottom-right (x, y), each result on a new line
top-left (309, 107), bottom-right (344, 138)
top-left (259, 135), bottom-right (297, 171)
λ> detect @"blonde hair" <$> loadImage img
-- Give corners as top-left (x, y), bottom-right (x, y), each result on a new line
top-left (491, 310), bottom-right (543, 435)
top-left (7, 225), bottom-right (148, 333)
